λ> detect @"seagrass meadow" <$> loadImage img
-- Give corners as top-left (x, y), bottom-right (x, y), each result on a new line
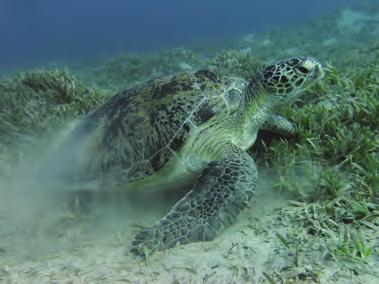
top-left (0, 6), bottom-right (378, 284)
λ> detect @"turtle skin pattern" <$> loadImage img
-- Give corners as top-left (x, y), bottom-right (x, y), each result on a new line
top-left (130, 144), bottom-right (257, 255)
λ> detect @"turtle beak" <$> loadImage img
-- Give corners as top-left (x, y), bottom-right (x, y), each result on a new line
top-left (313, 63), bottom-right (324, 80)
top-left (302, 59), bottom-right (324, 81)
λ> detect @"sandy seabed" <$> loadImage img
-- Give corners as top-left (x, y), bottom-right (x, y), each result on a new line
top-left (0, 169), bottom-right (378, 284)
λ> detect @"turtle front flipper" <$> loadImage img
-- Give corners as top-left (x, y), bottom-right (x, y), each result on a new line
top-left (130, 144), bottom-right (257, 255)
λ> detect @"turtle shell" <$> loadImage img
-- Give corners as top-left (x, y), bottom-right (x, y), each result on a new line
top-left (63, 70), bottom-right (245, 186)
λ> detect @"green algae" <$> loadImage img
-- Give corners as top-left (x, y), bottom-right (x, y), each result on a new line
top-left (0, 69), bottom-right (105, 169)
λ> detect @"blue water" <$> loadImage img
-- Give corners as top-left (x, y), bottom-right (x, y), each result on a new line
top-left (0, 0), bottom-right (360, 71)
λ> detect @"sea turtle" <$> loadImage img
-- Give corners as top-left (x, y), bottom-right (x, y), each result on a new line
top-left (55, 57), bottom-right (323, 255)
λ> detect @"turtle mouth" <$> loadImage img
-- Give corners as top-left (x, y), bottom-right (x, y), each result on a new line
top-left (312, 63), bottom-right (324, 81)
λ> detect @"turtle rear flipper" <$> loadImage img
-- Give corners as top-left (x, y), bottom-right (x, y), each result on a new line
top-left (130, 144), bottom-right (257, 255)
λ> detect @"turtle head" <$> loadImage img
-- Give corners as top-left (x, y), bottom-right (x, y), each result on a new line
top-left (252, 57), bottom-right (323, 103)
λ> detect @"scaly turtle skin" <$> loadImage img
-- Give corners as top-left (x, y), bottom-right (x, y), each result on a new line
top-left (57, 57), bottom-right (323, 255)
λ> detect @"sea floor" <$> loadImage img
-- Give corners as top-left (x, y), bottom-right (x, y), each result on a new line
top-left (0, 169), bottom-right (377, 284)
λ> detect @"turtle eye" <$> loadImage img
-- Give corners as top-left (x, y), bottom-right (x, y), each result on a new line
top-left (297, 66), bottom-right (309, 74)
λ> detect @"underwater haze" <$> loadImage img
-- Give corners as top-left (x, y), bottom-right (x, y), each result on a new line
top-left (0, 0), bottom-right (378, 283)
top-left (1, 0), bottom-right (360, 71)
